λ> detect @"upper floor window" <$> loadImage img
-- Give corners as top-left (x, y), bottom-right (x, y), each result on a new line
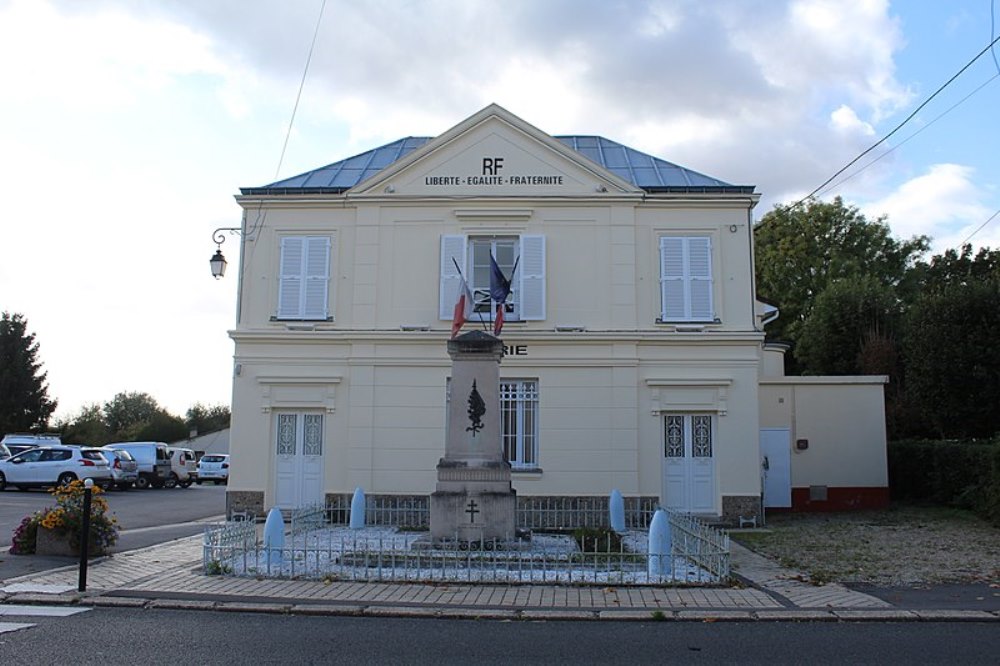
top-left (440, 234), bottom-right (545, 323)
top-left (277, 236), bottom-right (332, 320)
top-left (659, 236), bottom-right (714, 322)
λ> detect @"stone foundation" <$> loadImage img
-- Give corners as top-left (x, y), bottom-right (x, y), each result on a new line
top-left (721, 495), bottom-right (761, 526)
top-left (226, 490), bottom-right (264, 519)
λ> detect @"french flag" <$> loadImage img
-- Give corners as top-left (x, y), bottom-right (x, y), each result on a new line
top-left (451, 273), bottom-right (474, 338)
top-left (489, 253), bottom-right (513, 336)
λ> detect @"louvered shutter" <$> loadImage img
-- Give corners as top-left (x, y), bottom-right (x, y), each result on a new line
top-left (303, 236), bottom-right (331, 320)
top-left (278, 237), bottom-right (304, 319)
top-left (687, 237), bottom-right (713, 321)
top-left (278, 236), bottom-right (330, 320)
top-left (519, 235), bottom-right (545, 320)
top-left (660, 237), bottom-right (713, 321)
top-left (439, 234), bottom-right (467, 320)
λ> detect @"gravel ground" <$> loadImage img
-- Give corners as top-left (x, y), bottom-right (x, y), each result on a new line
top-left (730, 504), bottom-right (1000, 586)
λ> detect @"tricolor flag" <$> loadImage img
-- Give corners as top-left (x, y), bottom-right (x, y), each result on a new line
top-left (451, 272), bottom-right (474, 338)
top-left (489, 253), bottom-right (514, 336)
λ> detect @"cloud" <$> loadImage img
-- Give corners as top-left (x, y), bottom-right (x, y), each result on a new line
top-left (140, 0), bottom-right (911, 212)
top-left (861, 163), bottom-right (997, 251)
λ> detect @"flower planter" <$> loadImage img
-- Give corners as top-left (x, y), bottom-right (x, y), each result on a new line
top-left (34, 527), bottom-right (76, 557)
top-left (34, 527), bottom-right (105, 557)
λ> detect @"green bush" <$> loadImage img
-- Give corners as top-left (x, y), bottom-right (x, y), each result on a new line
top-left (888, 437), bottom-right (1000, 525)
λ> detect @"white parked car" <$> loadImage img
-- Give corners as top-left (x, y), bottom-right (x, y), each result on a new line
top-left (166, 446), bottom-right (198, 488)
top-left (196, 454), bottom-right (229, 485)
top-left (0, 445), bottom-right (113, 491)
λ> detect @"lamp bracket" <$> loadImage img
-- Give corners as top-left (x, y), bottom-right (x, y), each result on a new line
top-left (213, 227), bottom-right (244, 247)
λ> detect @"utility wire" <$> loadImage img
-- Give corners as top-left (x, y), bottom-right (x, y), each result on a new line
top-left (248, 1), bottom-right (327, 233)
top-left (960, 208), bottom-right (1000, 246)
top-left (796, 32), bottom-right (1000, 207)
top-left (993, 0), bottom-right (1000, 74)
top-left (815, 73), bottom-right (1000, 199)
top-left (275, 0), bottom-right (328, 180)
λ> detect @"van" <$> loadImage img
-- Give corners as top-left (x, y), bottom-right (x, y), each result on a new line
top-left (104, 442), bottom-right (172, 489)
top-left (166, 446), bottom-right (198, 488)
top-left (1, 433), bottom-right (62, 454)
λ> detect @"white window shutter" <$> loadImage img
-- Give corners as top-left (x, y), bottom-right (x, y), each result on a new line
top-left (688, 237), bottom-right (713, 321)
top-left (440, 234), bottom-right (467, 320)
top-left (660, 237), bottom-right (685, 320)
top-left (519, 235), bottom-right (545, 320)
top-left (278, 236), bottom-right (331, 320)
top-left (660, 236), bottom-right (713, 321)
top-left (278, 237), bottom-right (304, 319)
top-left (303, 237), bottom-right (331, 320)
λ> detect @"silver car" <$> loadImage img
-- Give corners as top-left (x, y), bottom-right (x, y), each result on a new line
top-left (100, 447), bottom-right (140, 490)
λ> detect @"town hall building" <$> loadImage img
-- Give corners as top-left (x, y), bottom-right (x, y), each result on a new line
top-left (222, 104), bottom-right (889, 524)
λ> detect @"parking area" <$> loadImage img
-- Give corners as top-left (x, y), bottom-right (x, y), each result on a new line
top-left (0, 483), bottom-right (229, 552)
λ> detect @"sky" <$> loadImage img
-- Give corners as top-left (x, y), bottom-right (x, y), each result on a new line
top-left (2, 0), bottom-right (999, 422)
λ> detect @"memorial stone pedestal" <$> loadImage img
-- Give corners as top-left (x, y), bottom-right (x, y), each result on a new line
top-left (430, 331), bottom-right (516, 545)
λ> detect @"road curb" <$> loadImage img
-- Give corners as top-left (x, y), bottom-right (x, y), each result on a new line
top-left (4, 591), bottom-right (998, 621)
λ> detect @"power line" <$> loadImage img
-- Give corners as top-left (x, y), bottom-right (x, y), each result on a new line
top-left (797, 32), bottom-right (1000, 207)
top-left (815, 73), bottom-right (1000, 199)
top-left (960, 208), bottom-right (1000, 246)
top-left (274, 0), bottom-right (328, 181)
top-left (993, 0), bottom-right (1000, 74)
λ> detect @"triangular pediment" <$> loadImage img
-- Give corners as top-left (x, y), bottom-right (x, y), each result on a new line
top-left (350, 104), bottom-right (640, 197)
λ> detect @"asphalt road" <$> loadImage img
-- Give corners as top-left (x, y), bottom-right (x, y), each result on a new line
top-left (2, 608), bottom-right (999, 665)
top-left (0, 484), bottom-right (226, 581)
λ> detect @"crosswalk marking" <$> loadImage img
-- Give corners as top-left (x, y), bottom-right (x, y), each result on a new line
top-left (0, 605), bottom-right (91, 617)
top-left (0, 621), bottom-right (36, 634)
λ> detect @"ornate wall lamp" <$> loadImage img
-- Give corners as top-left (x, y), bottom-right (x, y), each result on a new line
top-left (210, 227), bottom-right (243, 279)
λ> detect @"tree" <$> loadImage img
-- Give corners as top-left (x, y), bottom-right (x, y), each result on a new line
top-left (55, 403), bottom-right (110, 445)
top-left (754, 197), bottom-right (929, 371)
top-left (102, 391), bottom-right (162, 441)
top-left (185, 403), bottom-right (231, 435)
top-left (0, 312), bottom-right (57, 433)
top-left (129, 410), bottom-right (188, 443)
top-left (795, 276), bottom-right (900, 376)
top-left (903, 280), bottom-right (1000, 438)
top-left (905, 243), bottom-right (1000, 294)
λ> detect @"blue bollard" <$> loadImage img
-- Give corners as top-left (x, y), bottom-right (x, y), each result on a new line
top-left (609, 489), bottom-right (625, 533)
top-left (350, 487), bottom-right (366, 529)
top-left (263, 506), bottom-right (285, 570)
top-left (647, 509), bottom-right (671, 579)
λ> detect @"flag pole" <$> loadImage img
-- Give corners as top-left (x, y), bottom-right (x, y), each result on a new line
top-left (451, 257), bottom-right (488, 333)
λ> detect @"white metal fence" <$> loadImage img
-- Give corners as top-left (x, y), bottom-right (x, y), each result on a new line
top-left (204, 500), bottom-right (730, 585)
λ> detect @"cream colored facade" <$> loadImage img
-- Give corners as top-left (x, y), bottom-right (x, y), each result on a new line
top-left (223, 105), bottom-right (886, 523)
top-left (758, 345), bottom-right (889, 510)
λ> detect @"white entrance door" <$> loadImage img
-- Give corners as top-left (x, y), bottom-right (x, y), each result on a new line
top-left (274, 412), bottom-right (325, 510)
top-left (663, 414), bottom-right (716, 513)
top-left (760, 428), bottom-right (791, 508)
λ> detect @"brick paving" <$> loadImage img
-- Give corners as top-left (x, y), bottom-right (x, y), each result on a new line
top-left (2, 534), bottom-right (998, 621)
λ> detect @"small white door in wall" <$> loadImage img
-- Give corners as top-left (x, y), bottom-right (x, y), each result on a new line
top-left (760, 428), bottom-right (791, 508)
top-left (274, 412), bottom-right (325, 510)
top-left (663, 414), bottom-right (716, 514)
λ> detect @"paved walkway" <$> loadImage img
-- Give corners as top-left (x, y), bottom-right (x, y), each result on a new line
top-left (1, 536), bottom-right (997, 622)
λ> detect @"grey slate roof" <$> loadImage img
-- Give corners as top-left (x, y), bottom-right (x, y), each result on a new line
top-left (240, 135), bottom-right (753, 195)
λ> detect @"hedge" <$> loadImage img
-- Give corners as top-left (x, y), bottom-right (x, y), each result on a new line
top-left (887, 437), bottom-right (1000, 526)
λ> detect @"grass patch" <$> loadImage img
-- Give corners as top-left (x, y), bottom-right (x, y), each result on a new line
top-left (731, 502), bottom-right (1000, 585)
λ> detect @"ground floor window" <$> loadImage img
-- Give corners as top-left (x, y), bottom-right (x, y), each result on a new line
top-left (501, 379), bottom-right (538, 469)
